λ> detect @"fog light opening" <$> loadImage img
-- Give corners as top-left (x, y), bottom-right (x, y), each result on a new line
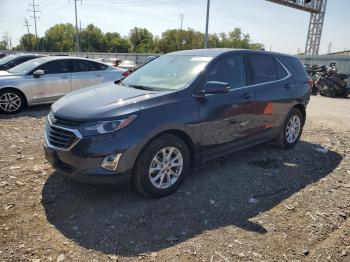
top-left (101, 154), bottom-right (122, 171)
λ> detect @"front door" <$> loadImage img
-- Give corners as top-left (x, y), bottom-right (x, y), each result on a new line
top-left (198, 54), bottom-right (256, 159)
top-left (29, 59), bottom-right (72, 103)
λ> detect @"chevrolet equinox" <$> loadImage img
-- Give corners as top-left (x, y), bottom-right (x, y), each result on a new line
top-left (44, 49), bottom-right (312, 198)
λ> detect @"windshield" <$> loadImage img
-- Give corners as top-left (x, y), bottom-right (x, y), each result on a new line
top-left (123, 55), bottom-right (212, 90)
top-left (0, 55), bottom-right (17, 65)
top-left (8, 57), bottom-right (48, 75)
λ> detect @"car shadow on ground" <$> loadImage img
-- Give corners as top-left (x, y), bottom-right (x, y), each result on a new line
top-left (0, 104), bottom-right (50, 119)
top-left (42, 140), bottom-right (342, 256)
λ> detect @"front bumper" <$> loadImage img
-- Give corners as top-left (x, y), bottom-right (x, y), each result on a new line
top-left (44, 120), bottom-right (145, 186)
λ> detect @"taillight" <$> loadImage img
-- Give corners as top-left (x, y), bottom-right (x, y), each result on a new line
top-left (307, 79), bottom-right (314, 89)
top-left (122, 71), bottom-right (129, 77)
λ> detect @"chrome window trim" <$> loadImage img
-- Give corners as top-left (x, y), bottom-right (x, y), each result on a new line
top-left (230, 56), bottom-right (292, 92)
top-left (194, 56), bottom-right (292, 96)
top-left (44, 115), bottom-right (82, 151)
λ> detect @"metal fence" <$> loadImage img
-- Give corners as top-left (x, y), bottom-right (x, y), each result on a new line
top-left (298, 55), bottom-right (350, 74)
top-left (1, 51), bottom-right (159, 66)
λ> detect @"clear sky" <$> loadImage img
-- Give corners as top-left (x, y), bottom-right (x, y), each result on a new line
top-left (0, 0), bottom-right (349, 54)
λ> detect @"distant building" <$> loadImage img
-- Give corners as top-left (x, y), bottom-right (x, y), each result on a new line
top-left (328, 50), bottom-right (350, 55)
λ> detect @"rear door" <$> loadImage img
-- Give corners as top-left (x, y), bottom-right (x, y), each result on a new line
top-left (246, 53), bottom-right (296, 133)
top-left (28, 59), bottom-right (72, 103)
top-left (71, 60), bottom-right (107, 91)
top-left (198, 54), bottom-right (257, 158)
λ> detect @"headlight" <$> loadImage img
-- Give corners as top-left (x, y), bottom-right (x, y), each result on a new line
top-left (79, 115), bottom-right (137, 136)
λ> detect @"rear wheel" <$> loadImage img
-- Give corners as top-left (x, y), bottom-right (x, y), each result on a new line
top-left (0, 89), bottom-right (25, 114)
top-left (133, 134), bottom-right (190, 198)
top-left (275, 108), bottom-right (304, 149)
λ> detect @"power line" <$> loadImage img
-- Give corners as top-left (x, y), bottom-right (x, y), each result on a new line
top-left (28, 0), bottom-right (41, 51)
top-left (23, 18), bottom-right (32, 34)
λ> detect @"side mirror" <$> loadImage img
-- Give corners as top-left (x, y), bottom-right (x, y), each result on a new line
top-left (33, 70), bottom-right (45, 78)
top-left (200, 81), bottom-right (230, 95)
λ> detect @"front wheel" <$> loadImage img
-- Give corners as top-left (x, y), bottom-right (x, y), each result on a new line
top-left (0, 89), bottom-right (25, 114)
top-left (275, 108), bottom-right (304, 149)
top-left (133, 134), bottom-right (190, 198)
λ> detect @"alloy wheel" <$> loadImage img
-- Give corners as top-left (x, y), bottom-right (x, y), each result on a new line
top-left (148, 147), bottom-right (183, 189)
top-left (285, 115), bottom-right (301, 144)
top-left (0, 92), bottom-right (22, 113)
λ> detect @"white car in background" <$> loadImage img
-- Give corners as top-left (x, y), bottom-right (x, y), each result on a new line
top-left (0, 56), bottom-right (128, 113)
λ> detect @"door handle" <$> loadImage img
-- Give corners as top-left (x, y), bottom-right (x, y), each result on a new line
top-left (96, 74), bottom-right (102, 77)
top-left (241, 92), bottom-right (254, 99)
top-left (61, 76), bottom-right (68, 79)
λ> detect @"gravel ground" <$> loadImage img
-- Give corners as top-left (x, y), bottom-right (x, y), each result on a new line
top-left (0, 96), bottom-right (350, 262)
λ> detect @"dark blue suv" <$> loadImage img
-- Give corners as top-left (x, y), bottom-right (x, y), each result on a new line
top-left (44, 49), bottom-right (312, 197)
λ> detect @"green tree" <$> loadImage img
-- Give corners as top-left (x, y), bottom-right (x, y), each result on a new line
top-left (129, 27), bottom-right (153, 53)
top-left (17, 34), bottom-right (36, 51)
top-left (0, 40), bottom-right (8, 50)
top-left (155, 29), bottom-right (204, 53)
top-left (103, 32), bottom-right (130, 53)
top-left (80, 24), bottom-right (105, 52)
top-left (41, 23), bottom-right (76, 52)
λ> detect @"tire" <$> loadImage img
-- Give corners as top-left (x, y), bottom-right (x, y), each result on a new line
top-left (275, 108), bottom-right (304, 149)
top-left (343, 91), bottom-right (350, 98)
top-left (133, 134), bottom-right (190, 198)
top-left (0, 89), bottom-right (25, 114)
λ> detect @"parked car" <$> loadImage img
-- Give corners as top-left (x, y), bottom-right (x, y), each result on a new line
top-left (0, 53), bottom-right (6, 59)
top-left (118, 60), bottom-right (137, 72)
top-left (0, 54), bottom-right (44, 71)
top-left (0, 56), bottom-right (128, 113)
top-left (44, 49), bottom-right (312, 198)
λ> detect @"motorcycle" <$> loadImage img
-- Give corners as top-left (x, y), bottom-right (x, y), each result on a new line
top-left (305, 63), bottom-right (350, 98)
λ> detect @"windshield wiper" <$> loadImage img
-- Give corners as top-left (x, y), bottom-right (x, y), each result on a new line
top-left (128, 84), bottom-right (154, 91)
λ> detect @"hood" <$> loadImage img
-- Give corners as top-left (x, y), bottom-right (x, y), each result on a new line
top-left (52, 82), bottom-right (167, 121)
top-left (0, 71), bottom-right (12, 76)
top-left (0, 71), bottom-right (23, 80)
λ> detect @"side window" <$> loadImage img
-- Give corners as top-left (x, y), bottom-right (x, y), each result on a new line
top-left (12, 57), bottom-right (32, 66)
top-left (207, 55), bottom-right (246, 89)
top-left (36, 60), bottom-right (71, 74)
top-left (95, 62), bottom-right (108, 70)
top-left (73, 60), bottom-right (106, 72)
top-left (248, 54), bottom-right (278, 84)
top-left (276, 60), bottom-right (288, 79)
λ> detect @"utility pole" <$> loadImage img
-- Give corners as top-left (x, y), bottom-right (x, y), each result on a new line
top-left (3, 30), bottom-right (10, 50)
top-left (28, 0), bottom-right (40, 52)
top-left (179, 13), bottom-right (184, 30)
top-left (327, 42), bottom-right (332, 54)
top-left (204, 0), bottom-right (210, 48)
top-left (23, 18), bottom-right (32, 34)
top-left (74, 0), bottom-right (81, 54)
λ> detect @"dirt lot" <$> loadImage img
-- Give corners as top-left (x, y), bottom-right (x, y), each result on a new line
top-left (0, 96), bottom-right (350, 262)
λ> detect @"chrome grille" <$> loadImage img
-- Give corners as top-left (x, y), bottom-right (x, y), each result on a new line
top-left (45, 116), bottom-right (82, 150)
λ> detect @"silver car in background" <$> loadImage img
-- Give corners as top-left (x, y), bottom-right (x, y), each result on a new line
top-left (0, 56), bottom-right (128, 113)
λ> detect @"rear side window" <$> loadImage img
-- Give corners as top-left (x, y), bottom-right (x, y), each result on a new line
top-left (247, 54), bottom-right (277, 84)
top-left (207, 55), bottom-right (246, 89)
top-left (281, 56), bottom-right (309, 79)
top-left (73, 60), bottom-right (107, 72)
top-left (276, 60), bottom-right (288, 79)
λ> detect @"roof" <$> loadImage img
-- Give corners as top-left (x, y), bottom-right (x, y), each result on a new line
top-left (166, 48), bottom-right (295, 58)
